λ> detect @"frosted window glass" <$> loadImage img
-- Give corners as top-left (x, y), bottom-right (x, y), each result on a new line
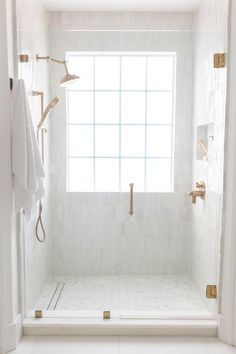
top-left (68, 92), bottom-right (94, 124)
top-left (121, 56), bottom-right (146, 90)
top-left (95, 158), bottom-right (119, 191)
top-left (121, 92), bottom-right (145, 124)
top-left (69, 126), bottom-right (93, 156)
top-left (147, 56), bottom-right (174, 91)
top-left (147, 92), bottom-right (173, 124)
top-left (69, 158), bottom-right (94, 191)
top-left (146, 158), bottom-right (172, 192)
top-left (121, 158), bottom-right (145, 191)
top-left (95, 57), bottom-right (120, 90)
top-left (95, 126), bottom-right (119, 157)
top-left (121, 126), bottom-right (145, 157)
top-left (67, 56), bottom-right (94, 90)
top-left (67, 53), bottom-right (175, 192)
top-left (146, 126), bottom-right (172, 157)
top-left (95, 92), bottom-right (119, 124)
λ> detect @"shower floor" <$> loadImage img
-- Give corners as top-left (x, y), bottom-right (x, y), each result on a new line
top-left (34, 275), bottom-right (209, 313)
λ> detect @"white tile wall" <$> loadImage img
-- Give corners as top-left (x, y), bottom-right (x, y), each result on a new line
top-left (16, 0), bottom-right (52, 312)
top-left (190, 0), bottom-right (228, 313)
top-left (48, 14), bottom-right (193, 276)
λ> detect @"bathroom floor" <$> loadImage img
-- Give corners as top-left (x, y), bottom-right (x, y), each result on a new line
top-left (9, 336), bottom-right (236, 354)
top-left (34, 275), bottom-right (209, 312)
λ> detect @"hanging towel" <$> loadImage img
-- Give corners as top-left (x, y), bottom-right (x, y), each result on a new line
top-left (11, 79), bottom-right (45, 216)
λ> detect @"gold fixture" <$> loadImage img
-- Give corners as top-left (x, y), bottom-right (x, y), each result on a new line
top-left (206, 285), bottom-right (217, 299)
top-left (188, 181), bottom-right (205, 204)
top-left (214, 53), bottom-right (226, 68)
top-left (33, 90), bottom-right (59, 243)
top-left (129, 183), bottom-right (134, 216)
top-left (103, 311), bottom-right (111, 320)
top-left (19, 54), bottom-right (29, 62)
top-left (35, 310), bottom-right (43, 318)
top-left (36, 54), bottom-right (80, 86)
top-left (33, 90), bottom-right (60, 133)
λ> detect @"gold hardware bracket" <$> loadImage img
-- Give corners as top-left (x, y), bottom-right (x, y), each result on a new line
top-left (35, 310), bottom-right (43, 318)
top-left (103, 311), bottom-right (111, 320)
top-left (214, 53), bottom-right (226, 68)
top-left (19, 54), bottom-right (29, 62)
top-left (206, 285), bottom-right (217, 299)
top-left (188, 181), bottom-right (206, 204)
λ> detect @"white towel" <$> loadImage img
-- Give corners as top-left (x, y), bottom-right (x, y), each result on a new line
top-left (11, 79), bottom-right (45, 216)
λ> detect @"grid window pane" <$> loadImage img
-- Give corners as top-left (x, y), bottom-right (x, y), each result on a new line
top-left (95, 56), bottom-right (120, 90)
top-left (121, 92), bottom-right (146, 124)
top-left (121, 56), bottom-right (146, 90)
top-left (95, 126), bottom-right (119, 157)
top-left (146, 126), bottom-right (172, 157)
top-left (121, 158), bottom-right (145, 191)
top-left (69, 125), bottom-right (93, 157)
top-left (67, 56), bottom-right (94, 90)
top-left (69, 158), bottom-right (94, 191)
top-left (68, 92), bottom-right (94, 124)
top-left (121, 126), bottom-right (145, 157)
top-left (67, 52), bottom-right (175, 192)
top-left (147, 92), bottom-right (173, 124)
top-left (95, 92), bottom-right (119, 124)
top-left (147, 56), bottom-right (174, 91)
top-left (146, 158), bottom-right (172, 192)
top-left (95, 158), bottom-right (119, 191)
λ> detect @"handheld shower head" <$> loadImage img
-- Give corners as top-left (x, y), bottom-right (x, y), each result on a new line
top-left (38, 96), bottom-right (60, 129)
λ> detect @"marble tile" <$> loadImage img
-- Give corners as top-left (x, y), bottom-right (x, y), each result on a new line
top-left (34, 275), bottom-right (208, 312)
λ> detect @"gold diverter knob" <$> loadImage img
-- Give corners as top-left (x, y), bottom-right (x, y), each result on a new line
top-left (188, 181), bottom-right (205, 204)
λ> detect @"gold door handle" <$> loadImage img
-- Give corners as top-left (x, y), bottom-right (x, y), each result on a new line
top-left (129, 183), bottom-right (134, 216)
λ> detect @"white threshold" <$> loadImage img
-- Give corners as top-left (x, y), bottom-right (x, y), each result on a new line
top-left (23, 310), bottom-right (217, 336)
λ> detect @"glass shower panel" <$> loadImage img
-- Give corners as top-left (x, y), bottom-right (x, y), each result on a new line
top-left (25, 17), bottom-right (227, 323)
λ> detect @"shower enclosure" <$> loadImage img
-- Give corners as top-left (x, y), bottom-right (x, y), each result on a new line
top-left (15, 0), bottom-right (228, 335)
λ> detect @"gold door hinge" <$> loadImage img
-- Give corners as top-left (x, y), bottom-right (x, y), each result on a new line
top-left (206, 285), bottom-right (217, 299)
top-left (103, 311), bottom-right (111, 320)
top-left (35, 310), bottom-right (43, 318)
top-left (214, 53), bottom-right (226, 68)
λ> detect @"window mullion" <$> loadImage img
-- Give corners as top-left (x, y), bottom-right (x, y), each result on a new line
top-left (93, 56), bottom-right (96, 192)
top-left (119, 55), bottom-right (122, 192)
top-left (144, 56), bottom-right (148, 192)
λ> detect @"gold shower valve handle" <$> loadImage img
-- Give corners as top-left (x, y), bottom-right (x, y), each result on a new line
top-left (188, 181), bottom-right (205, 204)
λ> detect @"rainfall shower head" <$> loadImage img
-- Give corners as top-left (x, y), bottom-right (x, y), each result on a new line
top-left (59, 62), bottom-right (80, 87)
top-left (38, 96), bottom-right (60, 129)
top-left (60, 73), bottom-right (80, 87)
top-left (36, 55), bottom-right (80, 87)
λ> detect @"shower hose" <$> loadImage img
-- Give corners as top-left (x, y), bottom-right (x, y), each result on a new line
top-left (35, 200), bottom-right (46, 243)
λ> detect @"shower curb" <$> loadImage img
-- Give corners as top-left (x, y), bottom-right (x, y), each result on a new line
top-left (23, 318), bottom-right (217, 336)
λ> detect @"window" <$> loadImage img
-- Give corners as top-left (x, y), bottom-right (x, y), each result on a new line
top-left (67, 52), bottom-right (176, 192)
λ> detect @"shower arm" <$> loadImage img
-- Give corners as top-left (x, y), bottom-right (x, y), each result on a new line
top-left (36, 55), bottom-right (69, 74)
